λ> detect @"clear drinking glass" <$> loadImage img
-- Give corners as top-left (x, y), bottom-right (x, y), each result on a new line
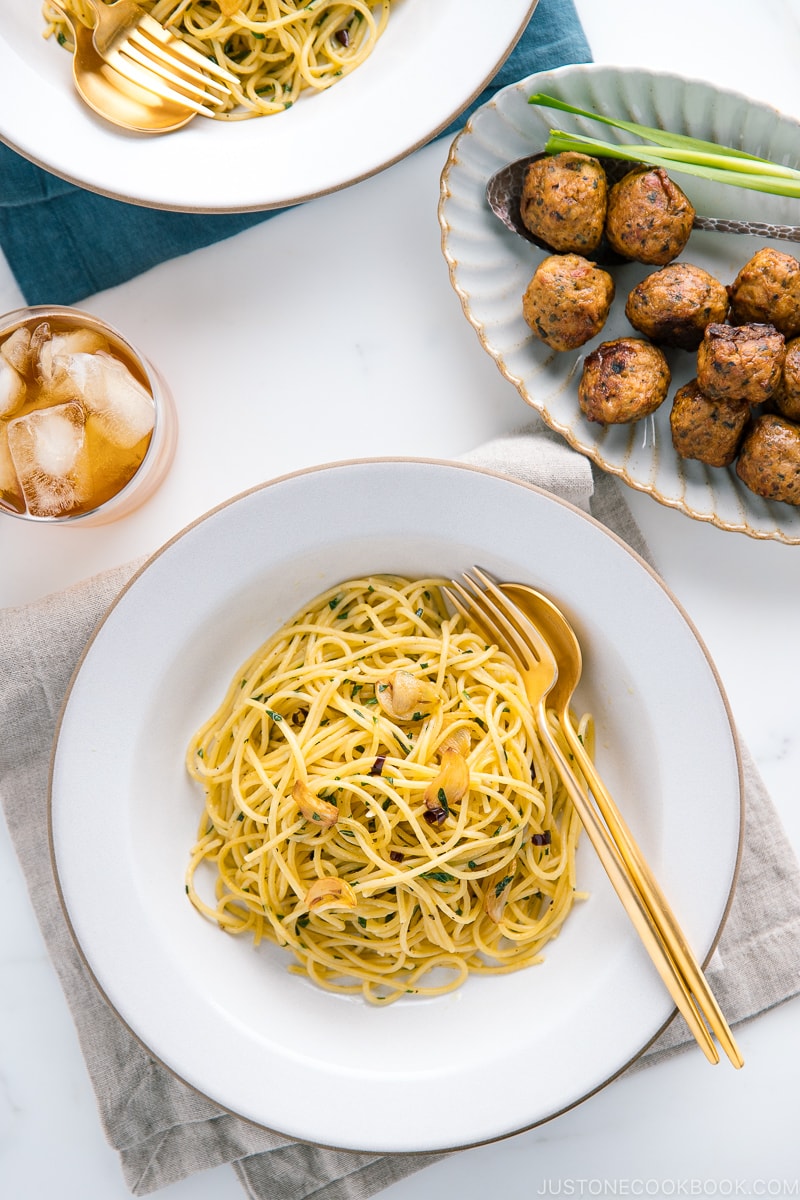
top-left (0, 305), bottom-right (177, 526)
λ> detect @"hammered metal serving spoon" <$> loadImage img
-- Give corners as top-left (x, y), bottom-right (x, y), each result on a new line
top-left (487, 151), bottom-right (800, 264)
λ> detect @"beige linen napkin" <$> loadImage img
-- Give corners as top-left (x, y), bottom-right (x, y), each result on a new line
top-left (3, 422), bottom-right (800, 1198)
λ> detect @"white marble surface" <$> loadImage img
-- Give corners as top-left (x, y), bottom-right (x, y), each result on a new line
top-left (3, 1), bottom-right (800, 1197)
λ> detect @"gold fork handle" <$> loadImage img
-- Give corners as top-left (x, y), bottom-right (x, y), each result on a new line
top-left (562, 721), bottom-right (743, 1069)
top-left (536, 699), bottom-right (722, 1065)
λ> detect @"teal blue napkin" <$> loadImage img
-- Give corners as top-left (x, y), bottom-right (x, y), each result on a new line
top-left (0, 0), bottom-right (590, 305)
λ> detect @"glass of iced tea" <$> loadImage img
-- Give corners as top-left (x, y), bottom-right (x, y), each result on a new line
top-left (0, 305), bottom-right (177, 525)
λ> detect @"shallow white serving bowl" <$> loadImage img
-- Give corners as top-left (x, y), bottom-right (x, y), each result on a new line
top-left (0, 0), bottom-right (534, 211)
top-left (439, 63), bottom-right (800, 544)
top-left (49, 458), bottom-right (742, 1153)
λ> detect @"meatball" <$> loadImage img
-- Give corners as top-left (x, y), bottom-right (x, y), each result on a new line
top-left (522, 254), bottom-right (615, 351)
top-left (605, 166), bottom-right (695, 265)
top-left (696, 322), bottom-right (785, 404)
top-left (669, 379), bottom-right (750, 467)
top-left (625, 263), bottom-right (729, 350)
top-left (728, 247), bottom-right (800, 338)
top-left (519, 152), bottom-right (608, 254)
top-left (735, 413), bottom-right (800, 504)
top-left (775, 336), bottom-right (800, 420)
top-left (578, 337), bottom-right (671, 424)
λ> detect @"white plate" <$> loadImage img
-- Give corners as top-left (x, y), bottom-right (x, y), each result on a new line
top-left (0, 1), bottom-right (534, 212)
top-left (439, 64), bottom-right (800, 544)
top-left (49, 458), bottom-right (742, 1152)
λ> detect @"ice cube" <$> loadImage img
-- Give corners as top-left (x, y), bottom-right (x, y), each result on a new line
top-left (0, 325), bottom-right (32, 374)
top-left (0, 425), bottom-right (24, 513)
top-left (38, 326), bottom-right (108, 385)
top-left (55, 351), bottom-right (154, 449)
top-left (0, 357), bottom-right (25, 418)
top-left (7, 400), bottom-right (91, 517)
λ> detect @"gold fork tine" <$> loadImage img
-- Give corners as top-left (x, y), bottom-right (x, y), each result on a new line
top-left (133, 12), bottom-right (238, 85)
top-left (97, 52), bottom-right (220, 116)
top-left (124, 32), bottom-right (232, 96)
top-left (446, 578), bottom-right (538, 670)
top-left (450, 568), bottom-right (723, 1065)
top-left (81, 0), bottom-right (234, 114)
top-left (109, 41), bottom-right (228, 107)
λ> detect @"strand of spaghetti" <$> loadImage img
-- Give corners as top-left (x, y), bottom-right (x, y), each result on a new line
top-left (185, 576), bottom-right (589, 1003)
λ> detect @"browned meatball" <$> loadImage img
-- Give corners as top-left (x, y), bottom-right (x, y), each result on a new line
top-left (625, 263), bottom-right (729, 350)
top-left (696, 322), bottom-right (785, 404)
top-left (520, 152), bottom-right (608, 254)
top-left (735, 413), bottom-right (800, 504)
top-left (578, 338), bottom-right (671, 424)
top-left (522, 254), bottom-right (615, 351)
top-left (605, 167), bottom-right (695, 265)
top-left (728, 247), bottom-right (800, 338)
top-left (775, 336), bottom-right (800, 420)
top-left (669, 379), bottom-right (750, 467)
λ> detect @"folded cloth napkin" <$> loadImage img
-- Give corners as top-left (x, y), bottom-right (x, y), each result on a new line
top-left (0, 0), bottom-right (591, 307)
top-left (3, 421), bottom-right (800, 1199)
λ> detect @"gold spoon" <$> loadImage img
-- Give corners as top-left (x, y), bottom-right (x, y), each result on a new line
top-left (52, 2), bottom-right (197, 134)
top-left (487, 151), bottom-right (800, 265)
top-left (502, 581), bottom-right (744, 1069)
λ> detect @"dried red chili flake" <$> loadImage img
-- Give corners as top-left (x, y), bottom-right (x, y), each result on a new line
top-left (423, 806), bottom-right (447, 826)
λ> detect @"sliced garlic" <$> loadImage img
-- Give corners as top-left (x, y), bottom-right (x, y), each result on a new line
top-left (439, 727), bottom-right (470, 758)
top-left (304, 877), bottom-right (357, 912)
top-left (292, 779), bottom-right (339, 827)
top-left (484, 869), bottom-right (515, 923)
top-left (375, 669), bottom-right (440, 722)
top-left (423, 749), bottom-right (470, 823)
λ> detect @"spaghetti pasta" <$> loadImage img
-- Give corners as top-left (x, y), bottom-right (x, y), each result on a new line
top-left (185, 576), bottom-right (590, 1004)
top-left (43, 0), bottom-right (393, 119)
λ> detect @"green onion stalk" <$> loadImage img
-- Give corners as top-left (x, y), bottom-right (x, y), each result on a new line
top-left (528, 93), bottom-right (800, 199)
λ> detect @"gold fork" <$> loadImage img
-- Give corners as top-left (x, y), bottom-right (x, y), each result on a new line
top-left (72, 0), bottom-right (237, 117)
top-left (445, 567), bottom-right (732, 1066)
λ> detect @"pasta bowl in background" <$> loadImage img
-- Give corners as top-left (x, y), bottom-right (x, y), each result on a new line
top-left (49, 458), bottom-right (742, 1152)
top-left (0, 1), bottom-right (535, 211)
top-left (439, 64), bottom-right (800, 543)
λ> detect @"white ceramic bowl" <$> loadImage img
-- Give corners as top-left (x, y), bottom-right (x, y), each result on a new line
top-left (0, 1), bottom-right (535, 211)
top-left (49, 458), bottom-right (742, 1153)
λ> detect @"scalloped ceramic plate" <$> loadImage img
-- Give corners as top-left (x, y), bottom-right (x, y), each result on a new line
top-left (439, 64), bottom-right (800, 544)
top-left (0, 0), bottom-right (535, 211)
top-left (49, 459), bottom-right (742, 1153)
